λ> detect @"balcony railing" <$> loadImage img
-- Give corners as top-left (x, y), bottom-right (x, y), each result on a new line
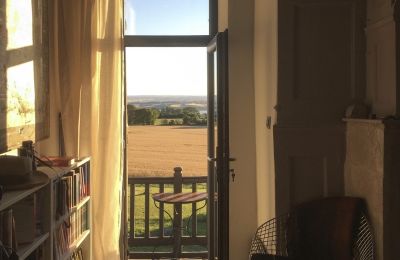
top-left (128, 167), bottom-right (208, 259)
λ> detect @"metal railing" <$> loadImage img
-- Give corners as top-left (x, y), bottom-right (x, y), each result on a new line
top-left (128, 167), bottom-right (208, 259)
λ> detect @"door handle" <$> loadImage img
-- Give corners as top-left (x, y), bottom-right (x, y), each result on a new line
top-left (208, 157), bottom-right (236, 162)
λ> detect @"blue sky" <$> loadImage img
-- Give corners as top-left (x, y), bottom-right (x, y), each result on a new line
top-left (125, 0), bottom-right (209, 35)
top-left (125, 0), bottom-right (209, 96)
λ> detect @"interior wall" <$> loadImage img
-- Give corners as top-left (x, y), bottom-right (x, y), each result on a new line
top-left (219, 0), bottom-right (228, 32)
top-left (35, 0), bottom-right (60, 156)
top-left (228, 0), bottom-right (258, 259)
top-left (254, 0), bottom-right (277, 224)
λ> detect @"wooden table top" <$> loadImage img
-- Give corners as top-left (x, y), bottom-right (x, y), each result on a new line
top-left (152, 192), bottom-right (208, 204)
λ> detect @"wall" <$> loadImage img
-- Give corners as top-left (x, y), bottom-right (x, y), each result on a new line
top-left (254, 0), bottom-right (277, 223)
top-left (366, 0), bottom-right (397, 116)
top-left (344, 120), bottom-right (384, 259)
top-left (35, 0), bottom-right (60, 156)
top-left (228, 0), bottom-right (258, 259)
top-left (219, 0), bottom-right (228, 32)
top-left (345, 120), bottom-right (400, 260)
top-left (0, 0), bottom-right (50, 152)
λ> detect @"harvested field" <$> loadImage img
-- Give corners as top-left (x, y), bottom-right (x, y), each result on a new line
top-left (128, 126), bottom-right (207, 177)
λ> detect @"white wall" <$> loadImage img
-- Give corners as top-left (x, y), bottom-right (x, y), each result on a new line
top-left (254, 0), bottom-right (277, 224)
top-left (219, 0), bottom-right (228, 32)
top-left (228, 0), bottom-right (258, 259)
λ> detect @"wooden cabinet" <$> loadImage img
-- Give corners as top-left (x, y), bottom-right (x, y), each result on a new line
top-left (274, 0), bottom-right (366, 215)
top-left (0, 157), bottom-right (91, 260)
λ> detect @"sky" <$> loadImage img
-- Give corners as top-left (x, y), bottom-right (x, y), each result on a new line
top-left (125, 0), bottom-right (209, 96)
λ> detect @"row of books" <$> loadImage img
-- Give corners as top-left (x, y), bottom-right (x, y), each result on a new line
top-left (54, 204), bottom-right (89, 259)
top-left (55, 164), bottom-right (90, 219)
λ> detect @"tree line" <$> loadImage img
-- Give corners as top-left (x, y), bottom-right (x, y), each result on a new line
top-left (127, 105), bottom-right (207, 126)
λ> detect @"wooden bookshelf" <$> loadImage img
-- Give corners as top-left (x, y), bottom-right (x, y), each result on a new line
top-left (0, 156), bottom-right (92, 260)
top-left (17, 233), bottom-right (50, 259)
top-left (55, 196), bottom-right (91, 228)
top-left (0, 184), bottom-right (47, 211)
top-left (50, 157), bottom-right (91, 260)
top-left (60, 230), bottom-right (90, 260)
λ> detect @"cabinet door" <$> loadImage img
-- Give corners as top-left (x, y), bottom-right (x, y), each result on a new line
top-left (275, 0), bottom-right (365, 214)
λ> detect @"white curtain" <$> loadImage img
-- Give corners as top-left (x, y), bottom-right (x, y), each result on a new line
top-left (49, 0), bottom-right (124, 259)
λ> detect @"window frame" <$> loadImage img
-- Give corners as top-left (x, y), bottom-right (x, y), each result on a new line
top-left (123, 0), bottom-right (217, 47)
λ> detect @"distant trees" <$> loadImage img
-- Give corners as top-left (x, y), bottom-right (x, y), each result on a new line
top-left (182, 107), bottom-right (207, 125)
top-left (127, 104), bottom-right (160, 125)
top-left (159, 107), bottom-right (183, 119)
top-left (127, 104), bottom-right (207, 126)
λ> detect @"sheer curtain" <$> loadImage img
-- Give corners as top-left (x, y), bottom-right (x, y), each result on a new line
top-left (49, 0), bottom-right (124, 259)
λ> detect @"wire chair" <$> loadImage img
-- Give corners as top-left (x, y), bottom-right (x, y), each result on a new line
top-left (249, 198), bottom-right (375, 260)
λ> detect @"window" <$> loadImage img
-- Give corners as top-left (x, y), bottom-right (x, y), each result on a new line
top-left (125, 0), bottom-right (209, 35)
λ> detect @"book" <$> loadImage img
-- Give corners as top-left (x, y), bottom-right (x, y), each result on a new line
top-left (40, 156), bottom-right (75, 167)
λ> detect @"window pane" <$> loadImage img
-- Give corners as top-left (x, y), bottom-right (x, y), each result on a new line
top-left (124, 0), bottom-right (209, 35)
top-left (125, 47), bottom-right (208, 177)
top-left (126, 47), bottom-right (207, 96)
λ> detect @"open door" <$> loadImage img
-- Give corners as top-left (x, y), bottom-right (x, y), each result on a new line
top-left (207, 29), bottom-right (230, 260)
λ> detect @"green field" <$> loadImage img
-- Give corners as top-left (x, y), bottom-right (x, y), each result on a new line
top-left (129, 183), bottom-right (207, 253)
top-left (130, 184), bottom-right (207, 237)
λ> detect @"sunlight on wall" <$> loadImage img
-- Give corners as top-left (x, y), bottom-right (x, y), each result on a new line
top-left (6, 61), bottom-right (36, 129)
top-left (0, 0), bottom-right (49, 152)
top-left (6, 0), bottom-right (33, 50)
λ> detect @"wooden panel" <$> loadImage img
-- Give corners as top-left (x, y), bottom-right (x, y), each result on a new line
top-left (366, 20), bottom-right (396, 116)
top-left (367, 0), bottom-right (393, 23)
top-left (289, 155), bottom-right (327, 206)
top-left (274, 126), bottom-right (345, 215)
top-left (275, 0), bottom-right (364, 216)
top-left (278, 0), bottom-right (366, 126)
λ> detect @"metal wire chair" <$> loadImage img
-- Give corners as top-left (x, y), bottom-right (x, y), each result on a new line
top-left (249, 198), bottom-right (375, 260)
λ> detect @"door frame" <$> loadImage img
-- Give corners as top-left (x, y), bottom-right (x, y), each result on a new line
top-left (121, 1), bottom-right (222, 259)
top-left (207, 30), bottom-right (230, 260)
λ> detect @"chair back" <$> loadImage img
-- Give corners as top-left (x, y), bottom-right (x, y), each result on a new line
top-left (288, 197), bottom-right (369, 260)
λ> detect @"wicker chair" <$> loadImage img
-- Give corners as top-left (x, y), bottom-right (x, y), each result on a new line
top-left (249, 197), bottom-right (375, 260)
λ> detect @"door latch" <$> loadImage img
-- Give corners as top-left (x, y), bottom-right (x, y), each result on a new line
top-left (230, 169), bottom-right (236, 182)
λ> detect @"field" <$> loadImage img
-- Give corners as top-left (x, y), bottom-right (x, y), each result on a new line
top-left (127, 125), bottom-right (207, 177)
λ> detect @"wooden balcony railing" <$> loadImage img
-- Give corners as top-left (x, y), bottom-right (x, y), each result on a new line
top-left (128, 167), bottom-right (208, 259)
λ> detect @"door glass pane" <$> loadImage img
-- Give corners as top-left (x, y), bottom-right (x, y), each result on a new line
top-left (125, 47), bottom-right (208, 177)
top-left (124, 0), bottom-right (209, 35)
